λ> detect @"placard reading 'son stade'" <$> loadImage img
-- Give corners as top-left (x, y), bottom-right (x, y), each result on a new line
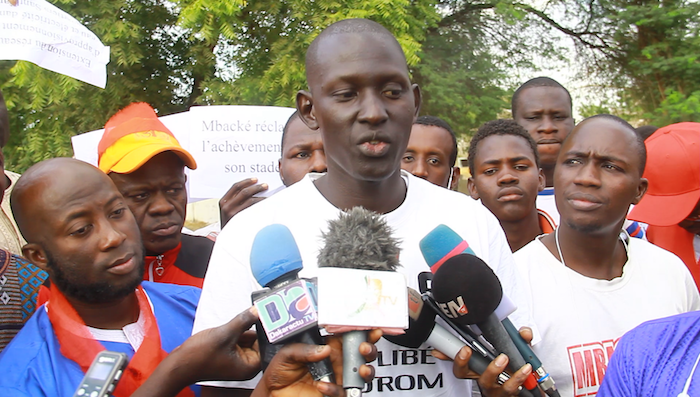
top-left (188, 105), bottom-right (295, 200)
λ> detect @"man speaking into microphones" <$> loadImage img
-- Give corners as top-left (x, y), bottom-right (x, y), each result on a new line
top-left (193, 18), bottom-right (536, 396)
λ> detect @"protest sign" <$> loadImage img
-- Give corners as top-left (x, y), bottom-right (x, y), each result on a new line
top-left (0, 0), bottom-right (110, 88)
top-left (187, 105), bottom-right (293, 199)
top-left (71, 105), bottom-right (294, 201)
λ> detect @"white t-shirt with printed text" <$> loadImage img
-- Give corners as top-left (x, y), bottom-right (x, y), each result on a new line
top-left (193, 171), bottom-right (536, 396)
top-left (514, 237), bottom-right (700, 397)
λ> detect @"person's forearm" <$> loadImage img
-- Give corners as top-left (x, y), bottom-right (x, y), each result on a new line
top-left (131, 353), bottom-right (195, 397)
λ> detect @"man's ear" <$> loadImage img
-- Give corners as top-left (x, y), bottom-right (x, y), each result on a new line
top-left (450, 167), bottom-right (461, 191)
top-left (296, 90), bottom-right (319, 130)
top-left (632, 177), bottom-right (649, 205)
top-left (537, 168), bottom-right (546, 192)
top-left (467, 177), bottom-right (480, 200)
top-left (411, 84), bottom-right (422, 120)
top-left (22, 243), bottom-right (49, 272)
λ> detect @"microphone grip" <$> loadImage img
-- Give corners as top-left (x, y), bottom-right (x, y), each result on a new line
top-left (478, 315), bottom-right (538, 392)
top-left (343, 330), bottom-right (366, 393)
top-left (502, 318), bottom-right (543, 369)
top-left (296, 331), bottom-right (335, 383)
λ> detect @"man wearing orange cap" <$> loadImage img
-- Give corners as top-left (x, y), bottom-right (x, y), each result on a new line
top-left (629, 122), bottom-right (700, 290)
top-left (98, 103), bottom-right (214, 288)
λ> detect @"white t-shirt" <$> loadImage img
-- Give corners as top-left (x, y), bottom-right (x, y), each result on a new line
top-left (514, 237), bottom-right (700, 397)
top-left (193, 171), bottom-right (536, 395)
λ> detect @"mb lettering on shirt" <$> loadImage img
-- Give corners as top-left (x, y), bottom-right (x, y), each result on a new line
top-left (567, 338), bottom-right (620, 396)
top-left (363, 348), bottom-right (443, 393)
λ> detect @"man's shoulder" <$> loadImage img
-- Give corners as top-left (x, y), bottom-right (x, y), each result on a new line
top-left (628, 237), bottom-right (688, 270)
top-left (405, 174), bottom-right (492, 218)
top-left (630, 311), bottom-right (700, 337)
top-left (180, 234), bottom-right (215, 251)
top-left (0, 307), bottom-right (54, 376)
top-left (514, 237), bottom-right (548, 261)
top-left (230, 177), bottom-right (315, 221)
top-left (142, 281), bottom-right (201, 310)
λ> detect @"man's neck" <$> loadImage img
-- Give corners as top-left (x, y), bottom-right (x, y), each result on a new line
top-left (541, 224), bottom-right (627, 280)
top-left (67, 293), bottom-right (140, 330)
top-left (543, 165), bottom-right (555, 188)
top-left (314, 169), bottom-right (407, 214)
top-left (500, 210), bottom-right (542, 252)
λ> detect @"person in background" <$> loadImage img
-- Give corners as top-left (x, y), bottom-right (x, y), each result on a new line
top-left (511, 77), bottom-right (646, 239)
top-left (467, 119), bottom-right (554, 252)
top-left (0, 90), bottom-right (25, 255)
top-left (634, 125), bottom-right (658, 141)
top-left (218, 111), bottom-right (327, 227)
top-left (0, 90), bottom-right (48, 352)
top-left (514, 114), bottom-right (700, 396)
top-left (511, 76), bottom-right (574, 218)
top-left (629, 122), bottom-right (700, 291)
top-left (402, 115), bottom-right (460, 190)
top-left (98, 103), bottom-right (213, 288)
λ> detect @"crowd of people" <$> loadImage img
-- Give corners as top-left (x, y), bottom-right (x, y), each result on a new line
top-left (0, 17), bottom-right (697, 397)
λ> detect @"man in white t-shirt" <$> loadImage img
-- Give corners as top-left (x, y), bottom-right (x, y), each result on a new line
top-left (514, 114), bottom-right (700, 397)
top-left (193, 18), bottom-right (536, 397)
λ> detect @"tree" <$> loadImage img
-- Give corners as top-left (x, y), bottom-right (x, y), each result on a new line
top-left (1, 0), bottom-right (441, 172)
top-left (1, 0), bottom-right (212, 171)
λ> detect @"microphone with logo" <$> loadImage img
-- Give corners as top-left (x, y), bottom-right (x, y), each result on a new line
top-left (420, 224), bottom-right (559, 397)
top-left (250, 224), bottom-right (334, 384)
top-left (317, 207), bottom-right (407, 397)
top-left (385, 287), bottom-right (511, 382)
top-left (431, 253), bottom-right (562, 396)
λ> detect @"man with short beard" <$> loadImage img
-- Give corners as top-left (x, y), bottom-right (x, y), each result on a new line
top-left (0, 158), bottom-right (203, 397)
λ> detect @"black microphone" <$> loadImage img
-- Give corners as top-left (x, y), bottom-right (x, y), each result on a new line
top-left (250, 224), bottom-right (334, 384)
top-left (420, 225), bottom-right (559, 396)
top-left (431, 254), bottom-right (541, 393)
top-left (318, 206), bottom-right (401, 397)
top-left (385, 288), bottom-right (508, 382)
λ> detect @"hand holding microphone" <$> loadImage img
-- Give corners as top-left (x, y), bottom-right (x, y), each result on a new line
top-left (250, 224), bottom-right (334, 384)
top-left (420, 225), bottom-right (559, 397)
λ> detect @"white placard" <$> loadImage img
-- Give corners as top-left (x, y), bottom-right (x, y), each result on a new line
top-left (0, 0), bottom-right (110, 88)
top-left (71, 105), bottom-right (294, 201)
top-left (187, 105), bottom-right (294, 200)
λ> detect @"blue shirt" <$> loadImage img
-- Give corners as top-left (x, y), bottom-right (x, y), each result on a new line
top-left (0, 281), bottom-right (201, 397)
top-left (599, 311), bottom-right (700, 396)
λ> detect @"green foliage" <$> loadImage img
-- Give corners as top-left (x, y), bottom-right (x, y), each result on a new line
top-left (1, 0), bottom-right (439, 172)
top-left (1, 0), bottom-right (209, 172)
top-left (6, 0), bottom-right (695, 173)
top-left (647, 89), bottom-right (700, 125)
top-left (412, 23), bottom-right (509, 135)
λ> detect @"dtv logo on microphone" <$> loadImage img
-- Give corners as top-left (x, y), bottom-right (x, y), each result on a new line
top-left (254, 279), bottom-right (319, 343)
top-left (437, 295), bottom-right (469, 319)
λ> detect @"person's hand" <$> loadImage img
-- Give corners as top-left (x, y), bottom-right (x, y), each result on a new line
top-left (433, 327), bottom-right (535, 397)
top-left (219, 178), bottom-right (268, 226)
top-left (252, 329), bottom-right (381, 397)
top-left (171, 307), bottom-right (261, 382)
top-left (131, 307), bottom-right (261, 397)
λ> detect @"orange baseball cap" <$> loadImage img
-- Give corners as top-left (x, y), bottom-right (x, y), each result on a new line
top-left (98, 102), bottom-right (196, 174)
top-left (629, 122), bottom-right (700, 226)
